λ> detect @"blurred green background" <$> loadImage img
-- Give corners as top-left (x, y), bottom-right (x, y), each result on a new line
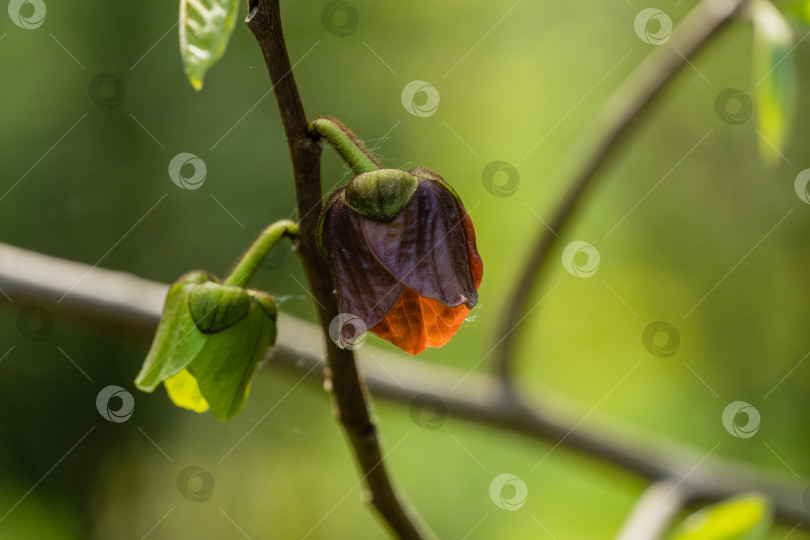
top-left (1, 0), bottom-right (809, 538)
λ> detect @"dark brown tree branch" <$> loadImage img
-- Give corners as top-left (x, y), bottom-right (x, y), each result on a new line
top-left (244, 1), bottom-right (428, 537)
top-left (495, 0), bottom-right (752, 384)
top-left (1, 242), bottom-right (807, 529)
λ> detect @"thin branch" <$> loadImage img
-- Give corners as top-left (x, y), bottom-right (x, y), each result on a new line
top-left (495, 0), bottom-right (752, 383)
top-left (244, 1), bottom-right (428, 537)
top-left (1, 242), bottom-right (807, 528)
top-left (614, 479), bottom-right (687, 540)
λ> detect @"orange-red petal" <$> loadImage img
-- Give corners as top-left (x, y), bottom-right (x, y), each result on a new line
top-left (370, 287), bottom-right (470, 355)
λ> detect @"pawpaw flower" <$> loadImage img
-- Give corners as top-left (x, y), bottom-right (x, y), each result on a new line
top-left (319, 167), bottom-right (483, 355)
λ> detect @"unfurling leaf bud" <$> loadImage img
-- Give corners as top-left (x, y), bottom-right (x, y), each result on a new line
top-left (135, 272), bottom-right (277, 421)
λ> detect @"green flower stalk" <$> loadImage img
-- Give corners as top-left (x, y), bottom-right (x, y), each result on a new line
top-left (308, 116), bottom-right (381, 174)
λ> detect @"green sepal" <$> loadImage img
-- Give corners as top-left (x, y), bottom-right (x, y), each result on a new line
top-left (344, 169), bottom-right (419, 222)
top-left (188, 282), bottom-right (252, 334)
top-left (250, 288), bottom-right (278, 320)
top-left (187, 298), bottom-right (276, 420)
top-left (135, 271), bottom-right (212, 392)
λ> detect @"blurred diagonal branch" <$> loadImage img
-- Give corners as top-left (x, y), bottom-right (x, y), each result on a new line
top-left (1, 242), bottom-right (806, 529)
top-left (495, 0), bottom-right (752, 384)
top-left (244, 0), bottom-right (429, 537)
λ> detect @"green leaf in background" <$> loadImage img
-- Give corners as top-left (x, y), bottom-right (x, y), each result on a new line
top-left (779, 0), bottom-right (810, 25)
top-left (668, 493), bottom-right (773, 540)
top-left (179, 0), bottom-right (241, 91)
top-left (751, 0), bottom-right (796, 163)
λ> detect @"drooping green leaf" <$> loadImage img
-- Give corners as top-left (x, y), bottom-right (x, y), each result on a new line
top-left (779, 0), bottom-right (810, 25)
top-left (188, 297), bottom-right (277, 421)
top-left (135, 271), bottom-right (211, 391)
top-left (669, 493), bottom-right (772, 540)
top-left (752, 0), bottom-right (796, 163)
top-left (179, 0), bottom-right (241, 91)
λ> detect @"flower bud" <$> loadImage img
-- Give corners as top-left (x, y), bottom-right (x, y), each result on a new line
top-left (135, 272), bottom-right (277, 420)
top-left (319, 167), bottom-right (483, 355)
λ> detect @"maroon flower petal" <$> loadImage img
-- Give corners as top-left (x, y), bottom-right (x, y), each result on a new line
top-left (458, 203), bottom-right (483, 290)
top-left (361, 179), bottom-right (477, 308)
top-left (325, 196), bottom-right (404, 329)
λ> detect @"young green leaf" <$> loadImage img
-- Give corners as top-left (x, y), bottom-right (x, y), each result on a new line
top-left (752, 0), bottom-right (796, 163)
top-left (180, 0), bottom-right (241, 91)
top-left (779, 0), bottom-right (810, 25)
top-left (669, 493), bottom-right (772, 540)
